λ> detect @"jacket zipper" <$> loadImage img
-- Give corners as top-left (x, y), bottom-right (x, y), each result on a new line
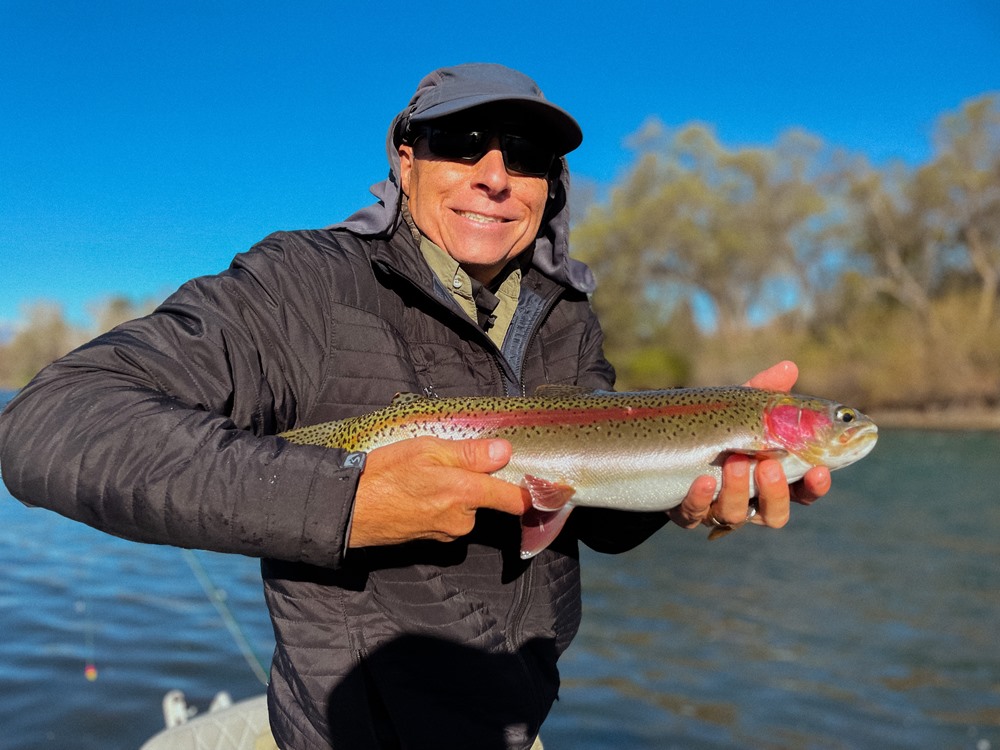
top-left (497, 281), bottom-right (561, 720)
top-left (381, 251), bottom-right (561, 701)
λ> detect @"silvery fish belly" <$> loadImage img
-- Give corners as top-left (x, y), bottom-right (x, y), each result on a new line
top-left (280, 386), bottom-right (879, 558)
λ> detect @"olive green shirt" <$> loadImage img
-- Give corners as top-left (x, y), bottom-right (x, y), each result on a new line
top-left (402, 200), bottom-right (521, 348)
top-left (418, 236), bottom-right (521, 348)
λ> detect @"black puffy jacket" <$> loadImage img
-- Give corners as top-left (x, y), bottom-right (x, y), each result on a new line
top-left (0, 224), bottom-right (666, 749)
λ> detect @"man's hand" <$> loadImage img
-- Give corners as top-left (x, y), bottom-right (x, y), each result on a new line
top-left (667, 361), bottom-right (832, 532)
top-left (347, 436), bottom-right (529, 548)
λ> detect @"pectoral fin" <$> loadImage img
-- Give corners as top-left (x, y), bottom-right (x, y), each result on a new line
top-left (519, 475), bottom-right (577, 559)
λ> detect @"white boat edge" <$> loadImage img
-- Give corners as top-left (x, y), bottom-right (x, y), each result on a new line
top-left (139, 690), bottom-right (275, 750)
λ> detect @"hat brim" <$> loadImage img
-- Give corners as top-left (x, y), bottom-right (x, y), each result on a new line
top-left (409, 95), bottom-right (583, 155)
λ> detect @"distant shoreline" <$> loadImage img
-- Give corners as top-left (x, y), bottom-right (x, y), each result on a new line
top-left (869, 407), bottom-right (1000, 431)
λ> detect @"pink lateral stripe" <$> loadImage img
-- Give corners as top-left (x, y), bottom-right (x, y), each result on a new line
top-left (431, 401), bottom-right (732, 430)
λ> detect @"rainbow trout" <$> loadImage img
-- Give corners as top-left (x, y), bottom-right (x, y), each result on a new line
top-left (280, 386), bottom-right (878, 558)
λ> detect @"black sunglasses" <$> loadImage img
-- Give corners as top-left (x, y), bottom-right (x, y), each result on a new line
top-left (411, 125), bottom-right (557, 177)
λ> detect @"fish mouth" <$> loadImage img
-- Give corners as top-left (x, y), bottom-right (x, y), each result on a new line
top-left (839, 422), bottom-right (878, 444)
top-left (834, 422), bottom-right (879, 462)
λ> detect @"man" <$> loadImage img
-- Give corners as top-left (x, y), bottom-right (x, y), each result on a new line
top-left (0, 64), bottom-right (829, 749)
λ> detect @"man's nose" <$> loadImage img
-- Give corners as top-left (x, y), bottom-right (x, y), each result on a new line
top-left (472, 139), bottom-right (510, 193)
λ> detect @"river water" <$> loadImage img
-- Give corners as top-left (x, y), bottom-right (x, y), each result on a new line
top-left (0, 390), bottom-right (997, 749)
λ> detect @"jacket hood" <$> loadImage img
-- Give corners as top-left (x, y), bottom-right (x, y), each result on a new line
top-left (328, 64), bottom-right (595, 294)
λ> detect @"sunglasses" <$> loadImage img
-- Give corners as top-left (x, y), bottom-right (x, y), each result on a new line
top-left (412, 125), bottom-right (557, 177)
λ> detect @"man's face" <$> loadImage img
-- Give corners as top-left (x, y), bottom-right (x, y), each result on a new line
top-left (399, 123), bottom-right (551, 284)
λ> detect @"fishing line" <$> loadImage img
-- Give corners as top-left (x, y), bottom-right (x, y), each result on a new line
top-left (180, 548), bottom-right (269, 686)
top-left (75, 600), bottom-right (98, 682)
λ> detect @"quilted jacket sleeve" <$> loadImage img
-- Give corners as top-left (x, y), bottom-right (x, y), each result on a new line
top-left (0, 234), bottom-right (359, 568)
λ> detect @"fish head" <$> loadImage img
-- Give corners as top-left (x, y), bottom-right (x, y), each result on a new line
top-left (763, 394), bottom-right (878, 470)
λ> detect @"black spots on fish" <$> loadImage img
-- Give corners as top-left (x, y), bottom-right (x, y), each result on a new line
top-left (708, 415), bottom-right (734, 432)
top-left (524, 426), bottom-right (549, 440)
top-left (282, 386), bottom-right (782, 453)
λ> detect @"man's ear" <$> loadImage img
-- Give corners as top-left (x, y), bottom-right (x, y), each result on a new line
top-left (398, 144), bottom-right (413, 196)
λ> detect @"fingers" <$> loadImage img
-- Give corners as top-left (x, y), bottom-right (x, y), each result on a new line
top-left (752, 458), bottom-right (790, 529)
top-left (453, 437), bottom-right (514, 474)
top-left (667, 474), bottom-right (717, 528)
top-left (348, 436), bottom-right (527, 549)
top-left (671, 456), bottom-right (757, 531)
top-left (448, 438), bottom-right (528, 516)
top-left (680, 454), bottom-right (815, 535)
top-left (712, 455), bottom-right (754, 526)
top-left (743, 360), bottom-right (799, 392)
top-left (671, 456), bottom-right (757, 532)
top-left (791, 466), bottom-right (831, 506)
top-left (399, 436), bottom-right (526, 516)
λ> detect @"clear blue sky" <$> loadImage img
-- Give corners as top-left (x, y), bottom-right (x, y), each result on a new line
top-left (2, 0), bottom-right (998, 331)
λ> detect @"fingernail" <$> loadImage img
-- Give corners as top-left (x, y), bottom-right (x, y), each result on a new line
top-left (761, 463), bottom-right (781, 483)
top-left (488, 440), bottom-right (508, 462)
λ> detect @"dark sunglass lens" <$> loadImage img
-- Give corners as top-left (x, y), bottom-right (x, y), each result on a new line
top-left (422, 126), bottom-right (555, 176)
top-left (501, 134), bottom-right (555, 176)
top-left (426, 128), bottom-right (490, 161)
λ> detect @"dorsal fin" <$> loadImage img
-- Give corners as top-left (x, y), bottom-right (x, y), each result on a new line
top-left (533, 384), bottom-right (603, 399)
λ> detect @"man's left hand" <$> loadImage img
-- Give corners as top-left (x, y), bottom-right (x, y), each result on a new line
top-left (667, 360), bottom-right (832, 532)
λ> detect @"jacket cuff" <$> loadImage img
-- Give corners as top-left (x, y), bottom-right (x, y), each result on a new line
top-left (289, 448), bottom-right (365, 568)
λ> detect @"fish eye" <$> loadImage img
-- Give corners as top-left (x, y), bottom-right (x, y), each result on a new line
top-left (836, 407), bottom-right (856, 423)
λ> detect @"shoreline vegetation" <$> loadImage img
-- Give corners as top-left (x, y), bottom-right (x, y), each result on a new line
top-left (3, 95), bottom-right (999, 431)
top-left (573, 94), bottom-right (1000, 426)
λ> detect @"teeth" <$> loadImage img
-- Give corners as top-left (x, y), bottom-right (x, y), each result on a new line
top-left (457, 211), bottom-right (504, 224)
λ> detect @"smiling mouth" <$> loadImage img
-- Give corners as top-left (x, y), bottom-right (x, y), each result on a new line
top-left (455, 210), bottom-right (508, 224)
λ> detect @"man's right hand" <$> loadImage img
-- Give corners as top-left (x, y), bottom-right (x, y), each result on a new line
top-left (347, 436), bottom-right (529, 548)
